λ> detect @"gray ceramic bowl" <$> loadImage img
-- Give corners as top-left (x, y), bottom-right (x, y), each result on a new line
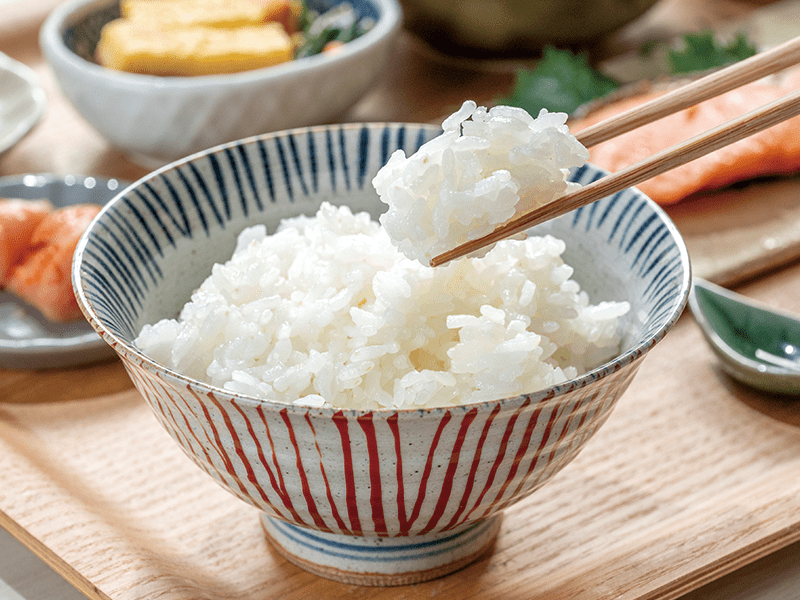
top-left (72, 123), bottom-right (690, 585)
top-left (40, 0), bottom-right (401, 167)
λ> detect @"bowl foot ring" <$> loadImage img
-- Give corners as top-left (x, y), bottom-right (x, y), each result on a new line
top-left (261, 513), bottom-right (502, 586)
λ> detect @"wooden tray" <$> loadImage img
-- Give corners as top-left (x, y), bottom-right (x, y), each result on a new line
top-left (2, 1), bottom-right (800, 597)
top-left (2, 274), bottom-right (800, 600)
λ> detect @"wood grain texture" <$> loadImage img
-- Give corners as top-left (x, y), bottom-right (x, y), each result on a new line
top-left (1, 283), bottom-right (800, 599)
top-left (2, 1), bottom-right (800, 598)
top-left (0, 360), bottom-right (133, 404)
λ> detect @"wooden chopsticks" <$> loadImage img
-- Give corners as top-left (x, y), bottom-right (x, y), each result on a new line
top-left (429, 35), bottom-right (800, 268)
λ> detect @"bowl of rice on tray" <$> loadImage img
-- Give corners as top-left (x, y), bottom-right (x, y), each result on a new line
top-left (72, 101), bottom-right (691, 586)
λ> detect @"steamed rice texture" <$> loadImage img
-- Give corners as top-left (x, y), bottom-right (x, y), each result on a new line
top-left (135, 203), bottom-right (629, 410)
top-left (373, 100), bottom-right (590, 264)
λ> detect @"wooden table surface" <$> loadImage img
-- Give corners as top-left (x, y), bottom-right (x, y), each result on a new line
top-left (2, 0), bottom-right (800, 599)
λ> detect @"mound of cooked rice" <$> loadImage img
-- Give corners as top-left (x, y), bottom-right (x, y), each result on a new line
top-left (136, 202), bottom-right (629, 410)
top-left (373, 100), bottom-right (590, 264)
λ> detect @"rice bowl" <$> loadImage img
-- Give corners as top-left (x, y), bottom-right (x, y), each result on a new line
top-left (72, 122), bottom-right (690, 585)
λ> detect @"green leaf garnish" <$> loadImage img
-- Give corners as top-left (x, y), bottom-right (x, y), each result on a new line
top-left (496, 30), bottom-right (758, 117)
top-left (667, 30), bottom-right (757, 74)
top-left (497, 46), bottom-right (620, 115)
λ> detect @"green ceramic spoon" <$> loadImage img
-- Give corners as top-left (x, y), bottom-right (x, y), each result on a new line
top-left (688, 278), bottom-right (800, 395)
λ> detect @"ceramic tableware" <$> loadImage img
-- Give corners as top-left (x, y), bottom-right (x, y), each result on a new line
top-left (72, 123), bottom-right (691, 585)
top-left (40, 0), bottom-right (402, 167)
top-left (0, 174), bottom-right (124, 369)
top-left (689, 277), bottom-right (800, 394)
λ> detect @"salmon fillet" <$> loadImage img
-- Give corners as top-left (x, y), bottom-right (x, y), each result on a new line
top-left (569, 70), bottom-right (800, 205)
top-left (6, 204), bottom-right (101, 322)
top-left (0, 198), bottom-right (53, 286)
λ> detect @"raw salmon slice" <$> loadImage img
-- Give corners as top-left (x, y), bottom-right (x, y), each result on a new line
top-left (569, 70), bottom-right (800, 205)
top-left (6, 204), bottom-right (101, 322)
top-left (0, 198), bottom-right (53, 285)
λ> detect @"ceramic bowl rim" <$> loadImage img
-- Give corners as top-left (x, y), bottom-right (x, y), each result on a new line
top-left (73, 122), bottom-right (692, 418)
top-left (40, 0), bottom-right (403, 90)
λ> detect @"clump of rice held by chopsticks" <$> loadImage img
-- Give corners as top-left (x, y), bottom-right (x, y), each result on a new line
top-left (374, 100), bottom-right (590, 264)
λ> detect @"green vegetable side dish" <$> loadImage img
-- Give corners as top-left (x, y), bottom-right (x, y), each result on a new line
top-left (499, 30), bottom-right (758, 116)
top-left (295, 1), bottom-right (375, 59)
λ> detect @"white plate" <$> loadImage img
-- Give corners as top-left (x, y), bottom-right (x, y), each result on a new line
top-left (0, 52), bottom-right (47, 154)
top-left (0, 174), bottom-right (126, 369)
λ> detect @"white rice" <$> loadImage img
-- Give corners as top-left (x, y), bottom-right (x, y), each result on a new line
top-left (135, 103), bottom-right (628, 410)
top-left (136, 202), bottom-right (629, 410)
top-left (373, 100), bottom-right (590, 264)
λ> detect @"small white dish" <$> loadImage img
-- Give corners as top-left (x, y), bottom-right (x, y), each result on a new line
top-left (0, 52), bottom-right (47, 154)
top-left (0, 174), bottom-right (125, 369)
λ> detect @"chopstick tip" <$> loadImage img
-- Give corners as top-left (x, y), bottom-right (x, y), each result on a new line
top-left (429, 253), bottom-right (451, 268)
